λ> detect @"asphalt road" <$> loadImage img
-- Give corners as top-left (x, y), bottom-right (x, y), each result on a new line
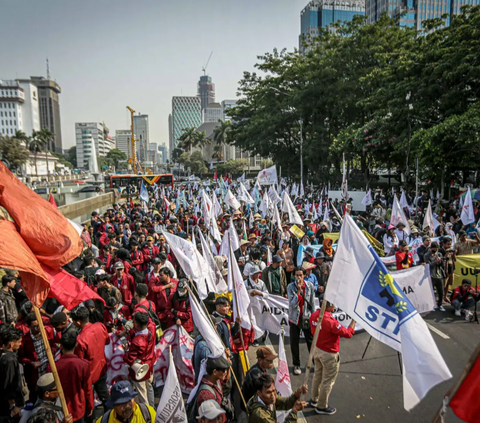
top-left (245, 306), bottom-right (480, 423)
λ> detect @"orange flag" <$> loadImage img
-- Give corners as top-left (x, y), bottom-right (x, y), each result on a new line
top-left (48, 192), bottom-right (57, 208)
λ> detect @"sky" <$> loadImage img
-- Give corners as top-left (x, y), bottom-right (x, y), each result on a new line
top-left (0, 0), bottom-right (307, 150)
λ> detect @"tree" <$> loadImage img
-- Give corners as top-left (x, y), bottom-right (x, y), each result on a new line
top-left (105, 149), bottom-right (127, 169)
top-left (179, 150), bottom-right (208, 175)
top-left (27, 136), bottom-right (44, 176)
top-left (66, 146), bottom-right (77, 168)
top-left (0, 134), bottom-right (30, 171)
top-left (216, 159), bottom-right (248, 175)
top-left (33, 128), bottom-right (54, 177)
top-left (51, 152), bottom-right (74, 170)
top-left (178, 127), bottom-right (198, 152)
top-left (213, 120), bottom-right (231, 161)
top-left (171, 148), bottom-right (184, 164)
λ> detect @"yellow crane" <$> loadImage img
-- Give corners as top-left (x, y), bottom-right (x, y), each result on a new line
top-left (126, 106), bottom-right (143, 175)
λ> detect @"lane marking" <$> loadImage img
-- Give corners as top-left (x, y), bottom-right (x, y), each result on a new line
top-left (427, 323), bottom-right (450, 339)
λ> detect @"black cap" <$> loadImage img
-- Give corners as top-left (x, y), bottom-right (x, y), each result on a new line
top-left (430, 241), bottom-right (439, 248)
top-left (462, 278), bottom-right (472, 285)
top-left (315, 252), bottom-right (325, 259)
top-left (206, 356), bottom-right (230, 372)
top-left (399, 240), bottom-right (408, 247)
top-left (152, 257), bottom-right (162, 265)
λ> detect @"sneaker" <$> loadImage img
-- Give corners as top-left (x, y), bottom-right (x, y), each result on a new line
top-left (293, 366), bottom-right (301, 375)
top-left (439, 306), bottom-right (446, 312)
top-left (455, 310), bottom-right (461, 317)
top-left (309, 400), bottom-right (317, 408)
top-left (316, 407), bottom-right (337, 415)
top-left (252, 341), bottom-right (259, 347)
top-left (465, 310), bottom-right (472, 321)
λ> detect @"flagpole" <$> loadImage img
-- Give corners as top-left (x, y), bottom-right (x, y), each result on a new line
top-left (186, 281), bottom-right (250, 412)
top-left (431, 340), bottom-right (480, 423)
top-left (302, 299), bottom-right (328, 388)
top-left (32, 305), bottom-right (70, 418)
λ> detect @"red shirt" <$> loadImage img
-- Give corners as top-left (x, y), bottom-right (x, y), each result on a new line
top-left (124, 328), bottom-right (156, 381)
top-left (395, 251), bottom-right (414, 270)
top-left (310, 310), bottom-right (354, 353)
top-left (142, 245), bottom-right (160, 265)
top-left (197, 378), bottom-right (226, 423)
top-left (103, 305), bottom-right (131, 334)
top-left (110, 273), bottom-right (136, 306)
top-left (54, 354), bottom-right (94, 421)
top-left (75, 322), bottom-right (110, 383)
top-left (147, 277), bottom-right (177, 323)
top-left (166, 295), bottom-right (193, 332)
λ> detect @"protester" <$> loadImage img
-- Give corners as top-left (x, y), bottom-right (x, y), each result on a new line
top-left (424, 242), bottom-right (447, 311)
top-left (0, 275), bottom-right (18, 325)
top-left (196, 400), bottom-right (226, 423)
top-left (395, 240), bottom-right (414, 270)
top-left (451, 278), bottom-right (480, 320)
top-left (261, 255), bottom-right (288, 296)
top-left (242, 347), bottom-right (277, 407)
top-left (25, 373), bottom-right (66, 423)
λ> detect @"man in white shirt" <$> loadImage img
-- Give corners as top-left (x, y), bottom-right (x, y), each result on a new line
top-left (158, 253), bottom-right (177, 279)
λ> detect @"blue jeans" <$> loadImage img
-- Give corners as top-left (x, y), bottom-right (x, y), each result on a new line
top-left (452, 298), bottom-right (475, 311)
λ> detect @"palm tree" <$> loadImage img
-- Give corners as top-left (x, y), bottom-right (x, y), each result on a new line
top-left (178, 127), bottom-right (198, 152)
top-left (34, 128), bottom-right (55, 178)
top-left (12, 130), bottom-right (30, 175)
top-left (193, 130), bottom-right (211, 149)
top-left (213, 120), bottom-right (231, 162)
top-left (27, 135), bottom-right (44, 176)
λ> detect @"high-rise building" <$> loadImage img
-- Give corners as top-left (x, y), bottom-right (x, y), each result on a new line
top-left (29, 76), bottom-right (62, 152)
top-left (158, 143), bottom-right (168, 163)
top-left (202, 102), bottom-right (223, 123)
top-left (299, 0), bottom-right (365, 52)
top-left (221, 100), bottom-right (237, 121)
top-left (0, 79), bottom-right (40, 137)
top-left (197, 75), bottom-right (215, 110)
top-left (115, 129), bottom-right (132, 157)
top-left (168, 114), bottom-right (174, 155)
top-left (171, 96), bottom-right (202, 150)
top-left (366, 0), bottom-right (477, 28)
top-left (133, 113), bottom-right (149, 165)
top-left (75, 122), bottom-right (114, 169)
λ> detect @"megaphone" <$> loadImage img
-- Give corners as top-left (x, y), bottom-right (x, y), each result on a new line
top-left (131, 360), bottom-right (149, 381)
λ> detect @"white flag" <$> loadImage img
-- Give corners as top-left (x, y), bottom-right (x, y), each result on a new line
top-left (361, 189), bottom-right (372, 206)
top-left (238, 182), bottom-right (254, 204)
top-left (461, 187), bottom-right (475, 226)
top-left (400, 191), bottom-right (410, 210)
top-left (323, 201), bottom-right (329, 223)
top-left (268, 185), bottom-right (281, 204)
top-left (189, 292), bottom-right (225, 358)
top-left (341, 153), bottom-right (348, 200)
top-left (282, 192), bottom-right (303, 226)
top-left (423, 200), bottom-right (435, 231)
top-left (227, 236), bottom-right (251, 330)
top-left (259, 192), bottom-right (270, 218)
top-left (202, 191), bottom-right (221, 243)
top-left (218, 218), bottom-right (240, 257)
top-left (249, 211), bottom-right (255, 229)
top-left (237, 172), bottom-right (246, 182)
top-left (161, 231), bottom-right (216, 299)
top-left (212, 191), bottom-right (223, 217)
top-left (391, 195), bottom-right (411, 235)
top-left (225, 188), bottom-right (241, 211)
top-left (275, 332), bottom-right (292, 423)
top-left (299, 182), bottom-right (305, 198)
top-left (198, 228), bottom-right (228, 294)
top-left (257, 165), bottom-right (278, 185)
top-left (324, 214), bottom-right (451, 410)
top-left (156, 351), bottom-right (188, 423)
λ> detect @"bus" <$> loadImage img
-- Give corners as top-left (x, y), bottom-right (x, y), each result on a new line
top-left (107, 174), bottom-right (174, 193)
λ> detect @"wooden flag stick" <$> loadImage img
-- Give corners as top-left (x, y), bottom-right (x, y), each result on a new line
top-left (302, 298), bottom-right (328, 388)
top-left (32, 305), bottom-right (70, 418)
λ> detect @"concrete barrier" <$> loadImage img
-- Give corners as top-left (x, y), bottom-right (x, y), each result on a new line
top-left (58, 192), bottom-right (116, 221)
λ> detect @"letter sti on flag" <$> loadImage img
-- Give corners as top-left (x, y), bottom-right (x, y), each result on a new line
top-left (354, 245), bottom-right (418, 346)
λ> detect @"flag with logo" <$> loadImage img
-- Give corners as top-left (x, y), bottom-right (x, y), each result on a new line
top-left (257, 165), bottom-right (278, 185)
top-left (361, 189), bottom-right (372, 206)
top-left (238, 182), bottom-right (254, 204)
top-left (219, 218), bottom-right (240, 257)
top-left (324, 214), bottom-right (451, 410)
top-left (275, 331), bottom-right (293, 423)
top-left (225, 188), bottom-right (241, 211)
top-left (155, 344), bottom-right (188, 423)
top-left (391, 195), bottom-right (411, 235)
top-left (140, 181), bottom-right (149, 203)
top-left (423, 200), bottom-right (435, 232)
top-left (282, 192), bottom-right (303, 226)
top-left (461, 187), bottom-right (475, 226)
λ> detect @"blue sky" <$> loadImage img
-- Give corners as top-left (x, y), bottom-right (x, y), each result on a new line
top-left (0, 0), bottom-right (306, 150)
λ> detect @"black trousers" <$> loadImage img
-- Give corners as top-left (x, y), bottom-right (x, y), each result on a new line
top-left (86, 374), bottom-right (110, 423)
top-left (289, 321), bottom-right (313, 367)
top-left (432, 278), bottom-right (444, 307)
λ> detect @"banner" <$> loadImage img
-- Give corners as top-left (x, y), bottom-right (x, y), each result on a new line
top-left (105, 334), bottom-right (129, 388)
top-left (454, 254), bottom-right (480, 288)
top-left (153, 326), bottom-right (195, 394)
top-left (289, 225), bottom-right (305, 240)
top-left (257, 165), bottom-right (278, 185)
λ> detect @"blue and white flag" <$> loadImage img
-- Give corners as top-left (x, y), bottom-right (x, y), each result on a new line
top-left (139, 182), bottom-right (149, 203)
top-left (324, 214), bottom-right (451, 410)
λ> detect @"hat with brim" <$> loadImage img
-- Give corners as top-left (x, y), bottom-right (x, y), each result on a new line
top-left (105, 381), bottom-right (137, 408)
top-left (197, 400), bottom-right (227, 420)
top-left (302, 262), bottom-right (316, 271)
top-left (248, 233), bottom-right (257, 240)
top-left (254, 213), bottom-right (262, 220)
top-left (240, 239), bottom-right (251, 246)
top-left (272, 255), bottom-right (283, 264)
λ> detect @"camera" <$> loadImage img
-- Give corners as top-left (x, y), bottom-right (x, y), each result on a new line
top-left (472, 268), bottom-right (480, 275)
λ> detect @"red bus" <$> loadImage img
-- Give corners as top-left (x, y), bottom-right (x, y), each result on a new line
top-left (108, 174), bottom-right (174, 193)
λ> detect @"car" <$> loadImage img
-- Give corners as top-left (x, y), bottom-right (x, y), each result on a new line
top-left (76, 186), bottom-right (101, 193)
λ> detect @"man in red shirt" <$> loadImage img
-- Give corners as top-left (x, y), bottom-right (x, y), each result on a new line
top-left (395, 239), bottom-right (414, 270)
top-left (71, 307), bottom-right (110, 416)
top-left (309, 302), bottom-right (355, 416)
top-left (124, 313), bottom-right (156, 406)
top-left (55, 331), bottom-right (94, 423)
top-left (110, 262), bottom-right (135, 306)
top-left (166, 279), bottom-right (193, 332)
top-left (147, 268), bottom-right (176, 329)
top-left (142, 236), bottom-right (159, 270)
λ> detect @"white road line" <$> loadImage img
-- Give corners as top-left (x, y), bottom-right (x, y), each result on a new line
top-left (264, 337), bottom-right (308, 423)
top-left (427, 323), bottom-right (450, 339)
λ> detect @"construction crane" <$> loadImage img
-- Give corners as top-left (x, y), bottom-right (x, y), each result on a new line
top-left (126, 106), bottom-right (143, 175)
top-left (202, 51), bottom-right (213, 75)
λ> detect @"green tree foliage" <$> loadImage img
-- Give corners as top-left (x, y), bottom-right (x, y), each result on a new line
top-left (216, 159), bottom-right (249, 176)
top-left (179, 150), bottom-right (208, 175)
top-left (0, 133), bottom-right (30, 170)
top-left (178, 128), bottom-right (210, 152)
top-left (66, 146), bottom-right (77, 168)
top-left (171, 148), bottom-right (184, 164)
top-left (33, 128), bottom-right (54, 175)
top-left (105, 149), bottom-right (127, 168)
top-left (51, 152), bottom-right (74, 169)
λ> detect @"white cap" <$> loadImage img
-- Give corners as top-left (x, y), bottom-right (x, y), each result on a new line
top-left (197, 400), bottom-right (226, 420)
top-left (95, 269), bottom-right (106, 276)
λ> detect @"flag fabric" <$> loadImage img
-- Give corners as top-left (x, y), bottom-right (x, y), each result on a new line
top-left (391, 195), bottom-right (411, 235)
top-left (225, 188), bottom-right (241, 210)
top-left (227, 237), bottom-right (252, 330)
top-left (323, 201), bottom-right (330, 223)
top-left (155, 343), bottom-right (188, 423)
top-left (212, 191), bottom-right (223, 217)
top-left (361, 189), bottom-right (373, 206)
top-left (461, 187), bottom-right (475, 226)
top-left (202, 191), bottom-right (221, 243)
top-left (197, 228), bottom-right (228, 294)
top-left (324, 214), bottom-right (451, 410)
top-left (273, 203), bottom-right (283, 231)
top-left (449, 350), bottom-right (480, 423)
top-left (299, 182), bottom-right (305, 198)
top-left (161, 231), bottom-right (216, 298)
top-left (423, 200), bottom-right (435, 231)
top-left (218, 218), bottom-right (240, 257)
top-left (282, 192), bottom-right (303, 226)
top-left (214, 170), bottom-right (218, 181)
top-left (139, 182), bottom-right (149, 203)
top-left (249, 211), bottom-right (255, 229)
top-left (257, 165), bottom-right (278, 185)
top-left (400, 191), bottom-right (410, 210)
top-left (259, 192), bottom-right (270, 218)
top-left (237, 173), bottom-right (246, 182)
top-left (275, 332), bottom-right (293, 423)
top-left (105, 334), bottom-right (129, 387)
top-left (341, 153), bottom-right (348, 200)
top-left (238, 182), bottom-right (254, 204)
top-left (268, 185), bottom-right (281, 204)
top-left (48, 192), bottom-right (57, 208)
top-left (189, 291), bottom-right (225, 358)
top-left (153, 326), bottom-right (195, 394)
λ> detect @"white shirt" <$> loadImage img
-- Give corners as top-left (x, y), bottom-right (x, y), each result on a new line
top-left (383, 233), bottom-right (399, 255)
top-left (161, 261), bottom-right (177, 279)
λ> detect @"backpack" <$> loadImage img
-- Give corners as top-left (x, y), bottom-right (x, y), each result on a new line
top-left (137, 300), bottom-right (161, 328)
top-left (186, 383), bottom-right (215, 422)
top-left (101, 403), bottom-right (151, 423)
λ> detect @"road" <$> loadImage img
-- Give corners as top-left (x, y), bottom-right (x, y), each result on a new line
top-left (245, 307), bottom-right (480, 423)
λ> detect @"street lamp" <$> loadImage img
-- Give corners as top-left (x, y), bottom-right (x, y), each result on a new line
top-left (272, 87), bottom-right (304, 187)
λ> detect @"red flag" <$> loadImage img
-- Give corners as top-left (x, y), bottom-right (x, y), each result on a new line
top-left (224, 172), bottom-right (227, 181)
top-left (214, 170), bottom-right (218, 181)
top-left (48, 192), bottom-right (57, 208)
top-left (43, 265), bottom-right (105, 310)
top-left (450, 353), bottom-right (480, 422)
